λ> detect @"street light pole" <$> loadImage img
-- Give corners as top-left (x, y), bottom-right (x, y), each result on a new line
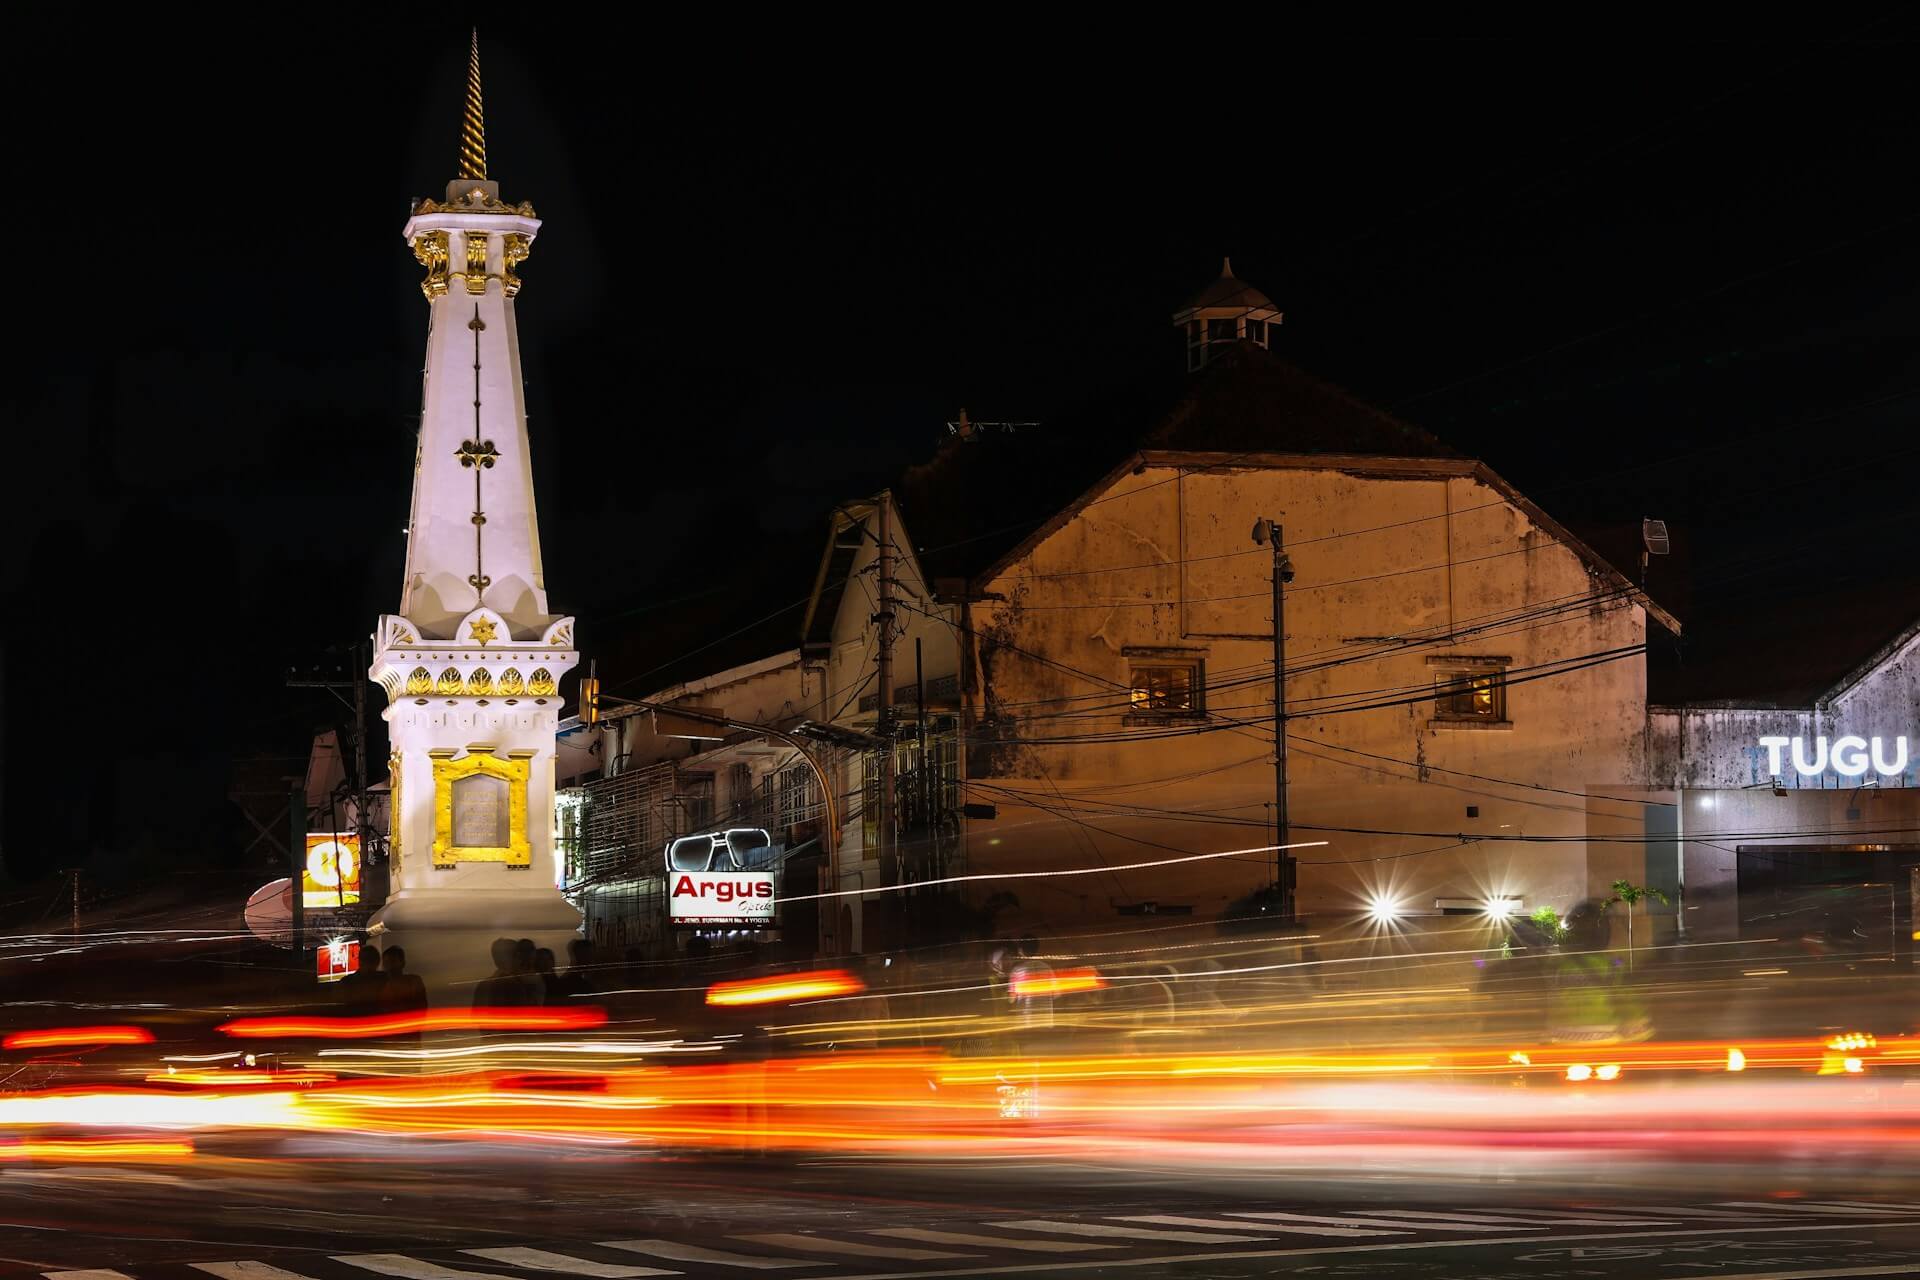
top-left (1255, 517), bottom-right (1296, 922)
top-left (289, 781), bottom-right (306, 970)
top-left (875, 497), bottom-right (898, 910)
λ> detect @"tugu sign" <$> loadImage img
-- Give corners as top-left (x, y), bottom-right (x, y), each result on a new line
top-left (1759, 735), bottom-right (1909, 779)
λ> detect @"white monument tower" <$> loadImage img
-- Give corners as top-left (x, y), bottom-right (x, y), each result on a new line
top-left (367, 33), bottom-right (582, 990)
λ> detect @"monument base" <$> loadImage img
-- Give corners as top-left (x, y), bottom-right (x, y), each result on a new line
top-left (367, 889), bottom-right (582, 1003)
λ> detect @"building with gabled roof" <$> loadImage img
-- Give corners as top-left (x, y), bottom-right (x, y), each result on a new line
top-left (584, 260), bottom-right (1719, 958)
top-left (786, 263), bottom-right (1688, 949)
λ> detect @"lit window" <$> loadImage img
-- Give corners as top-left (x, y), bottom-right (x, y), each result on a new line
top-left (1130, 663), bottom-right (1202, 714)
top-left (1434, 669), bottom-right (1506, 722)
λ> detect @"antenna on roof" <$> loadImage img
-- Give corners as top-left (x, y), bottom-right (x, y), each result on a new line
top-left (945, 411), bottom-right (1039, 440)
top-left (1640, 518), bottom-right (1670, 586)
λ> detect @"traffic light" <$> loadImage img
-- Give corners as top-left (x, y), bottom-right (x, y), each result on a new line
top-left (580, 662), bottom-right (601, 728)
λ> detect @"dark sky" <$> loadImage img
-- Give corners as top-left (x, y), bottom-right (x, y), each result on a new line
top-left (6, 17), bottom-right (1918, 883)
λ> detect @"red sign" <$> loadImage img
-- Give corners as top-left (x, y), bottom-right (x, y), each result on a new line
top-left (316, 939), bottom-right (360, 983)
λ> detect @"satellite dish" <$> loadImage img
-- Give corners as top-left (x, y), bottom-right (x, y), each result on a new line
top-left (1641, 518), bottom-right (1671, 556)
top-left (244, 877), bottom-right (294, 948)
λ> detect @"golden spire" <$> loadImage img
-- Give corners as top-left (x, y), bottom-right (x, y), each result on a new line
top-left (457, 28), bottom-right (486, 181)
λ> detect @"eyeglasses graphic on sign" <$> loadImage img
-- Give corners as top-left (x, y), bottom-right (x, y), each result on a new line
top-left (666, 829), bottom-right (777, 924)
top-left (303, 834), bottom-right (362, 909)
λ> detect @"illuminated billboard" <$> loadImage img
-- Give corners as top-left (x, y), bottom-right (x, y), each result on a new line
top-left (669, 872), bottom-right (776, 925)
top-left (303, 833), bottom-right (361, 910)
top-left (665, 829), bottom-right (776, 926)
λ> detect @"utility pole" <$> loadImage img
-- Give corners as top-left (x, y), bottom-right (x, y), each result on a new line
top-left (1254, 517), bottom-right (1296, 922)
top-left (916, 636), bottom-right (929, 878)
top-left (875, 495), bottom-right (899, 939)
top-left (351, 639), bottom-right (370, 860)
top-left (288, 647), bottom-right (376, 887)
top-left (62, 868), bottom-right (80, 939)
top-left (289, 781), bottom-right (306, 971)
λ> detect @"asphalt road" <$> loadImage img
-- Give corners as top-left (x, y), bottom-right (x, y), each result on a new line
top-left (11, 1138), bottom-right (1920, 1280)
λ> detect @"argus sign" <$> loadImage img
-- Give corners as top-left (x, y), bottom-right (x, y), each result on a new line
top-left (1759, 735), bottom-right (1909, 779)
top-left (669, 871), bottom-right (776, 925)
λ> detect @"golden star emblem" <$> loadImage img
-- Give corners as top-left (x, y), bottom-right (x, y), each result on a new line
top-left (467, 616), bottom-right (498, 645)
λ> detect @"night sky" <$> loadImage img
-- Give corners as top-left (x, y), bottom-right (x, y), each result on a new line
top-left (6, 17), bottom-right (1918, 885)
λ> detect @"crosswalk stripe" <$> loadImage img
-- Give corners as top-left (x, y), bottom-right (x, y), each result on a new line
top-left (735, 1235), bottom-right (974, 1262)
top-left (991, 1220), bottom-right (1269, 1244)
top-left (1720, 1202), bottom-right (1918, 1216)
top-left (1345, 1211), bottom-right (1551, 1227)
top-left (869, 1228), bottom-right (1118, 1253)
top-left (461, 1247), bottom-right (678, 1277)
top-left (1488, 1208), bottom-right (1698, 1223)
top-left (600, 1241), bottom-right (821, 1269)
top-left (1807, 1201), bottom-right (1920, 1215)
top-left (1228, 1212), bottom-right (1491, 1234)
top-left (1119, 1214), bottom-right (1396, 1239)
top-left (1352, 1209), bottom-right (1669, 1227)
top-left (337, 1256), bottom-right (533, 1280)
top-left (192, 1265), bottom-right (329, 1280)
top-left (1382, 1212), bottom-right (1681, 1228)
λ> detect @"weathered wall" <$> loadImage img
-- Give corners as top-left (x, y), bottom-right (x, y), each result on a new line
top-left (962, 459), bottom-right (1658, 936)
top-left (1648, 630), bottom-right (1919, 790)
top-left (1644, 625), bottom-right (1918, 942)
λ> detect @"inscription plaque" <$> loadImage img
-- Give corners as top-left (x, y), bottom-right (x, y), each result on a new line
top-left (451, 773), bottom-right (509, 848)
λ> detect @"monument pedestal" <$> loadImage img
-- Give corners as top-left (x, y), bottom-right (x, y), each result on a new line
top-left (369, 888), bottom-right (581, 1001)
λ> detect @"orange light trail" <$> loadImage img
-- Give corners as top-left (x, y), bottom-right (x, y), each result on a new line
top-left (215, 1007), bottom-right (608, 1039)
top-left (706, 969), bottom-right (866, 1006)
top-left (0, 1138), bottom-right (194, 1162)
top-left (1011, 967), bottom-right (1107, 999)
top-left (146, 1070), bottom-right (337, 1086)
top-left (0, 1033), bottom-right (1909, 1161)
top-left (3, 1025), bottom-right (155, 1050)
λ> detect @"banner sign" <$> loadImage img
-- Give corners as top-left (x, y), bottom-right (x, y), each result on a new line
top-left (669, 871), bottom-right (776, 925)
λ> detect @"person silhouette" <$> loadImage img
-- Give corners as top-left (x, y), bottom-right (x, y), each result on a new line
top-left (473, 937), bottom-right (530, 1007)
top-left (379, 946), bottom-right (428, 1014)
top-left (514, 938), bottom-right (545, 1005)
top-left (533, 947), bottom-right (562, 1004)
top-left (340, 943), bottom-right (385, 1015)
top-left (554, 939), bottom-right (597, 1000)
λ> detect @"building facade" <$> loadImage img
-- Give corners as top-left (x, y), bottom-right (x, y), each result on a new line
top-left (575, 264), bottom-right (1703, 956)
top-left (1647, 618), bottom-right (1918, 947)
top-left (801, 494), bottom-right (965, 952)
top-left (563, 648), bottom-right (873, 959)
top-left (949, 447), bottom-right (1678, 934)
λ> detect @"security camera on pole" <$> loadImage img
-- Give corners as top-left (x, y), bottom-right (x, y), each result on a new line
top-left (1253, 517), bottom-right (1296, 922)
